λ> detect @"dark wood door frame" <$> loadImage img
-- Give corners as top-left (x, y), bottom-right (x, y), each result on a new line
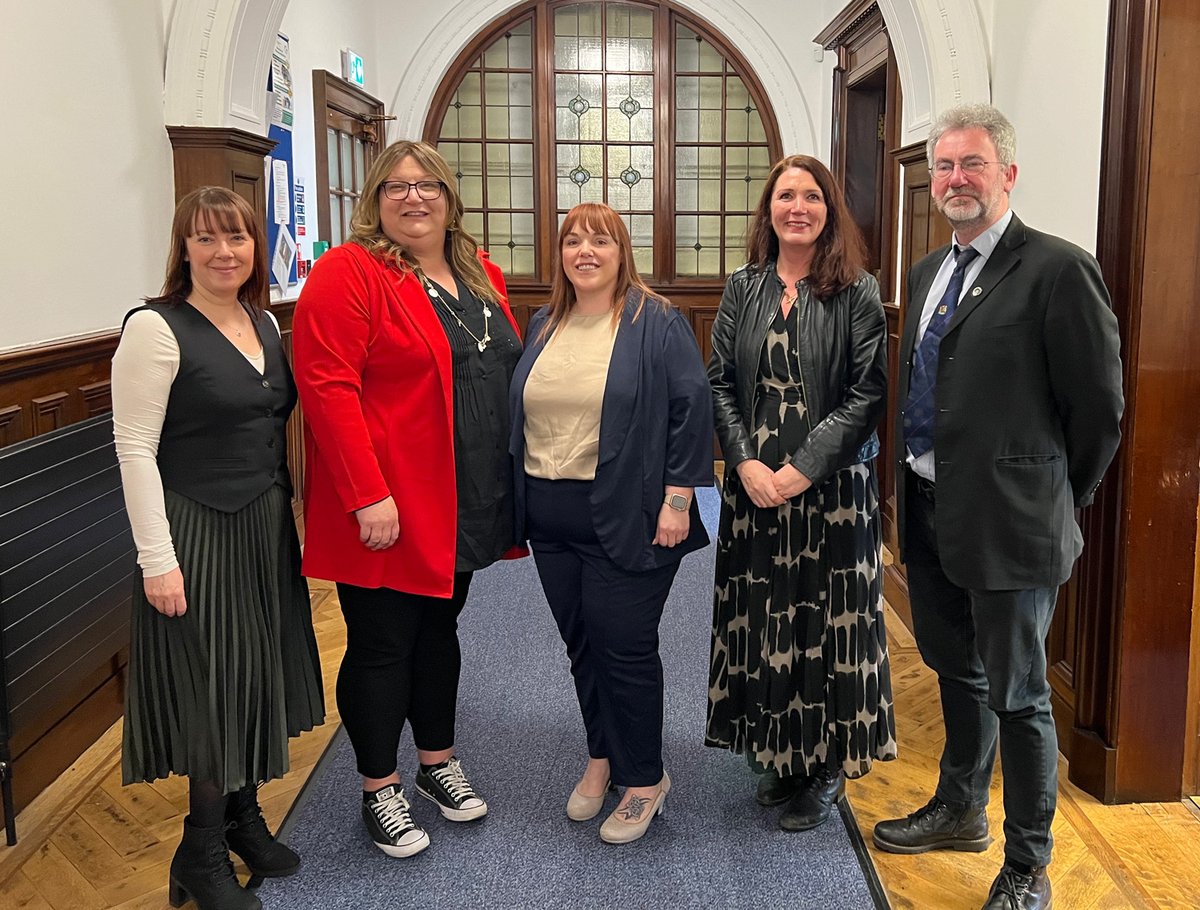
top-left (1066, 0), bottom-right (1200, 803)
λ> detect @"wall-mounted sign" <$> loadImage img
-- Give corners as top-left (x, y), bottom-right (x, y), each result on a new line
top-left (341, 49), bottom-right (365, 87)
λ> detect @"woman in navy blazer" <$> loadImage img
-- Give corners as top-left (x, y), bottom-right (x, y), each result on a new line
top-left (510, 203), bottom-right (713, 844)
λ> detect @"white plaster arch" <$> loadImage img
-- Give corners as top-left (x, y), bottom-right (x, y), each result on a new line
top-left (164, 0), bottom-right (288, 132)
top-left (163, 0), bottom-right (989, 152)
top-left (386, 0), bottom-right (819, 154)
top-left (876, 0), bottom-right (991, 145)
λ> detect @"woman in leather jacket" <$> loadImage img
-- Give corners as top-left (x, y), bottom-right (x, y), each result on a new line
top-left (704, 155), bottom-right (897, 832)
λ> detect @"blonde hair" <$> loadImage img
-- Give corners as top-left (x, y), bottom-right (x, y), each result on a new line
top-left (538, 203), bottom-right (665, 344)
top-left (348, 139), bottom-right (498, 304)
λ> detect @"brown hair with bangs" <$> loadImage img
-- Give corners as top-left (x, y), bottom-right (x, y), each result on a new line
top-left (537, 202), bottom-right (665, 344)
top-left (149, 186), bottom-right (268, 315)
top-left (745, 155), bottom-right (866, 299)
top-left (348, 139), bottom-right (499, 305)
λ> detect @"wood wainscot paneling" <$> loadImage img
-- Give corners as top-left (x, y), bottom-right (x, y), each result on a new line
top-left (1064, 0), bottom-right (1200, 803)
top-left (0, 303), bottom-right (300, 817)
top-left (882, 143), bottom-right (952, 632)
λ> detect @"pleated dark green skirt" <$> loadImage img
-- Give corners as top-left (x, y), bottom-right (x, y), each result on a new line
top-left (122, 484), bottom-right (325, 793)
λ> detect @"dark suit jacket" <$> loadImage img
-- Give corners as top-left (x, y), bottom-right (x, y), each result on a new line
top-left (895, 213), bottom-right (1124, 590)
top-left (510, 292), bottom-right (715, 573)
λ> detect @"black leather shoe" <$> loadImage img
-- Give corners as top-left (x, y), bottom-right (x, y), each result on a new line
top-left (872, 796), bottom-right (991, 854)
top-left (981, 865), bottom-right (1052, 909)
top-left (756, 770), bottom-right (803, 807)
top-left (779, 768), bottom-right (844, 831)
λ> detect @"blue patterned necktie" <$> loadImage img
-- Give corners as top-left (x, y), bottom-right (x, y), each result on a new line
top-left (903, 245), bottom-right (980, 457)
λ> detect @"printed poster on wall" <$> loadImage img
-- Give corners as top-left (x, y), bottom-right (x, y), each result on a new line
top-left (266, 33), bottom-right (297, 287)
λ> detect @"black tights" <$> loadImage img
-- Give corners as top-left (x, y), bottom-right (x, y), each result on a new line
top-left (188, 780), bottom-right (228, 828)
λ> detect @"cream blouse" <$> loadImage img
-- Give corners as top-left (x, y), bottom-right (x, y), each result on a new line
top-left (522, 312), bottom-right (618, 480)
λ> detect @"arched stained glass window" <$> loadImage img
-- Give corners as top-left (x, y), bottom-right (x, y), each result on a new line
top-left (429, 0), bottom-right (781, 288)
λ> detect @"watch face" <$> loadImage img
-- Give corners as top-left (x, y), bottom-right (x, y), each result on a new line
top-left (667, 494), bottom-right (688, 511)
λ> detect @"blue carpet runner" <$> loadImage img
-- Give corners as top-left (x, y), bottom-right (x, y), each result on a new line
top-left (261, 489), bottom-right (882, 908)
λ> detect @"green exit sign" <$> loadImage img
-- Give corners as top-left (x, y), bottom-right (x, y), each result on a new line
top-left (341, 49), bottom-right (365, 87)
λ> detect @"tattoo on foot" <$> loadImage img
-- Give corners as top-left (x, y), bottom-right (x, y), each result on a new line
top-left (619, 795), bottom-right (651, 821)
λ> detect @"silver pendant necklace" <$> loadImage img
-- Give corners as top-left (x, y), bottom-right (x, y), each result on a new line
top-left (422, 274), bottom-right (492, 353)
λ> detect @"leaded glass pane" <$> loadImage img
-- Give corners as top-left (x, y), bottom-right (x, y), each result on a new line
top-left (354, 140), bottom-right (365, 193)
top-left (699, 109), bottom-right (722, 142)
top-left (339, 133), bottom-right (352, 188)
top-left (484, 20), bottom-right (533, 68)
top-left (342, 196), bottom-right (355, 237)
top-left (676, 25), bottom-right (700, 71)
top-left (675, 146), bottom-right (698, 211)
top-left (629, 213), bottom-right (654, 275)
top-left (557, 143), bottom-right (604, 208)
top-left (606, 74), bottom-right (652, 143)
top-left (329, 194), bottom-right (342, 246)
top-left (675, 214), bottom-right (699, 277)
top-left (724, 215), bottom-right (749, 272)
top-left (697, 36), bottom-right (724, 73)
top-left (326, 129), bottom-right (339, 187)
top-left (606, 144), bottom-right (653, 211)
top-left (462, 210), bottom-right (485, 240)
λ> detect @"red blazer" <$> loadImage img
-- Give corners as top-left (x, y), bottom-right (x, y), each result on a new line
top-left (292, 242), bottom-right (520, 596)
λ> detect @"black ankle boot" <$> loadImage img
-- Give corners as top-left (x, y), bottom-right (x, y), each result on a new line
top-left (169, 816), bottom-right (262, 910)
top-left (756, 769), bottom-right (804, 807)
top-left (779, 768), bottom-right (844, 831)
top-left (225, 786), bottom-right (301, 878)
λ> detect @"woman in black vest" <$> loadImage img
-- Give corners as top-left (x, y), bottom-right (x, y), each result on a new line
top-left (112, 187), bottom-right (324, 910)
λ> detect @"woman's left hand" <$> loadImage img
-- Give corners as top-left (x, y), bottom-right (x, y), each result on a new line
top-left (653, 504), bottom-right (690, 548)
top-left (773, 463), bottom-right (813, 500)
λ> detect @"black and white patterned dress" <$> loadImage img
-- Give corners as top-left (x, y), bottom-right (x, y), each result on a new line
top-left (705, 303), bottom-right (897, 779)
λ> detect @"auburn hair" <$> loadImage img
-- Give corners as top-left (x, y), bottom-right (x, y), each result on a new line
top-left (538, 202), bottom-right (666, 344)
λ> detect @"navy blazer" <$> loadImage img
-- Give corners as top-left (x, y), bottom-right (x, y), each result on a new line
top-left (510, 290), bottom-right (715, 573)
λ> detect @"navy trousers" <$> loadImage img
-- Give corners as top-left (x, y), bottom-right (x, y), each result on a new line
top-left (526, 476), bottom-right (679, 788)
top-left (904, 469), bottom-right (1059, 867)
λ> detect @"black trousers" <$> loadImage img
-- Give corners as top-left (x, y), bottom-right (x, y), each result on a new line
top-left (335, 574), bottom-right (472, 779)
top-left (904, 470), bottom-right (1058, 867)
top-left (527, 477), bottom-right (679, 788)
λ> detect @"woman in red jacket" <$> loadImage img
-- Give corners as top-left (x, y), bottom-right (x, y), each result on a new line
top-left (293, 140), bottom-right (521, 859)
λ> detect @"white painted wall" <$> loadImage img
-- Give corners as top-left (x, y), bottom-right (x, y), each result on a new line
top-left (276, 0), bottom-right (380, 297)
top-left (0, 0), bottom-right (1111, 352)
top-left (988, 0), bottom-right (1110, 252)
top-left (1, 1), bottom-right (175, 351)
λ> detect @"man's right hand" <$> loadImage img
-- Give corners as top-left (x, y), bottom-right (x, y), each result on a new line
top-left (736, 459), bottom-right (786, 508)
top-left (355, 496), bottom-right (400, 550)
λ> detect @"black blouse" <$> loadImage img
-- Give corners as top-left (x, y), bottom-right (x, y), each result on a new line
top-left (427, 275), bottom-right (521, 572)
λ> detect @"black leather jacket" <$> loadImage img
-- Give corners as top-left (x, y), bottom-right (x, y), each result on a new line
top-left (708, 263), bottom-right (887, 485)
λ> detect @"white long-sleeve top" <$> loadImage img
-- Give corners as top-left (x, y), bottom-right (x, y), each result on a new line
top-left (111, 307), bottom-right (276, 576)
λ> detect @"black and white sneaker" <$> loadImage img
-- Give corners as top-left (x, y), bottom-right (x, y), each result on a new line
top-left (361, 784), bottom-right (430, 857)
top-left (415, 757), bottom-right (488, 821)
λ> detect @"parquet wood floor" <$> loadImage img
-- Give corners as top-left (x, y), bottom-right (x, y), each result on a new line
top-left (2, 578), bottom-right (1198, 908)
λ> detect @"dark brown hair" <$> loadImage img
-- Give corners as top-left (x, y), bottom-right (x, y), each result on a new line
top-left (538, 202), bottom-right (666, 344)
top-left (348, 139), bottom-right (498, 305)
top-left (149, 186), bottom-right (267, 315)
top-left (744, 155), bottom-right (866, 298)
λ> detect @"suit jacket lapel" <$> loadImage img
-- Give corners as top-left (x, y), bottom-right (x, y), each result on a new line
top-left (596, 291), bottom-right (644, 467)
top-left (945, 214), bottom-right (1027, 335)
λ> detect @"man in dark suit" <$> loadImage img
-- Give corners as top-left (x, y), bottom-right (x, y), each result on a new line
top-left (872, 104), bottom-right (1123, 910)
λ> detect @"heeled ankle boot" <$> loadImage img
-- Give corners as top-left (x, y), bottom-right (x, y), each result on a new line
top-left (225, 786), bottom-right (301, 878)
top-left (168, 816), bottom-right (262, 910)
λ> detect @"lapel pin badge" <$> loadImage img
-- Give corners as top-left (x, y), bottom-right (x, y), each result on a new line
top-left (971, 286), bottom-right (982, 296)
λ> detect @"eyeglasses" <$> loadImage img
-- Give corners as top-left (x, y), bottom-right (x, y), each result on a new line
top-left (381, 180), bottom-right (445, 201)
top-left (930, 159), bottom-right (997, 179)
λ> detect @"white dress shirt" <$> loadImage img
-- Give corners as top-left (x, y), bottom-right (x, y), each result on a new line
top-left (906, 208), bottom-right (1014, 482)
